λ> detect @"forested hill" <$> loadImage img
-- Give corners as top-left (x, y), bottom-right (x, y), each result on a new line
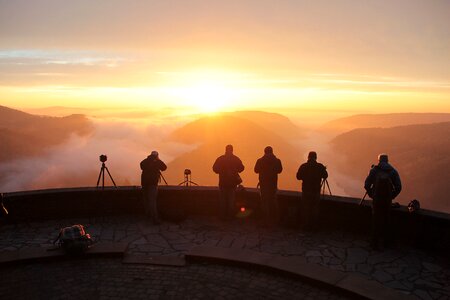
top-left (0, 105), bottom-right (93, 162)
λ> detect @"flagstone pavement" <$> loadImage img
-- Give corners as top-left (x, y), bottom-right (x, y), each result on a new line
top-left (0, 215), bottom-right (448, 300)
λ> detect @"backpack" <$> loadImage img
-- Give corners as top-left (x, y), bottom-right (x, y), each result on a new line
top-left (373, 169), bottom-right (394, 198)
top-left (54, 224), bottom-right (93, 254)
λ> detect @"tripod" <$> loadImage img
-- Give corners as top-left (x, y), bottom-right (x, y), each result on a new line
top-left (96, 162), bottom-right (117, 189)
top-left (178, 169), bottom-right (198, 187)
top-left (321, 178), bottom-right (332, 197)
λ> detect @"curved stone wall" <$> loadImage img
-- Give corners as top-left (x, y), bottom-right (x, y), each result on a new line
top-left (2, 186), bottom-right (449, 251)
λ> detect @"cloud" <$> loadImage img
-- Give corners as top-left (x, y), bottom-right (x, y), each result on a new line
top-left (0, 49), bottom-right (131, 67)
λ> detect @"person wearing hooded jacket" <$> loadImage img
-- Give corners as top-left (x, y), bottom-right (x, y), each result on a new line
top-left (213, 145), bottom-right (245, 220)
top-left (140, 151), bottom-right (167, 224)
top-left (364, 153), bottom-right (402, 249)
top-left (254, 146), bottom-right (283, 225)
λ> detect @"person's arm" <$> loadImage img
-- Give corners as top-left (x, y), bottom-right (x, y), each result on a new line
top-left (237, 158), bottom-right (245, 173)
top-left (364, 168), bottom-right (375, 196)
top-left (296, 165), bottom-right (304, 180)
top-left (212, 157), bottom-right (221, 174)
top-left (277, 159), bottom-right (283, 174)
top-left (322, 165), bottom-right (328, 179)
top-left (159, 160), bottom-right (167, 171)
top-left (254, 158), bottom-right (261, 174)
top-left (392, 170), bottom-right (402, 198)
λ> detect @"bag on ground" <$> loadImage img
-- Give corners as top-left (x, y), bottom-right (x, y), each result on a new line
top-left (54, 224), bottom-right (93, 254)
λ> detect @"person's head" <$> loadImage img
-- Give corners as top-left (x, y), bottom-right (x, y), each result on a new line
top-left (308, 151), bottom-right (317, 161)
top-left (150, 150), bottom-right (159, 159)
top-left (378, 153), bottom-right (388, 163)
top-left (264, 146), bottom-right (273, 155)
top-left (225, 144), bottom-right (233, 154)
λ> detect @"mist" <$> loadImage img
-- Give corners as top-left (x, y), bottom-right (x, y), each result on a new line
top-left (0, 116), bottom-right (195, 192)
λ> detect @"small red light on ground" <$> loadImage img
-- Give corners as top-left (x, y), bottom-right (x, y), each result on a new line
top-left (240, 207), bottom-right (246, 212)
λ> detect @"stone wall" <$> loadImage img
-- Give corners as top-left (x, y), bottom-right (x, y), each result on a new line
top-left (2, 186), bottom-right (449, 251)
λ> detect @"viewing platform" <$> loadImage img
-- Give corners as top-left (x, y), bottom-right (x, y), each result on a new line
top-left (0, 186), bottom-right (449, 299)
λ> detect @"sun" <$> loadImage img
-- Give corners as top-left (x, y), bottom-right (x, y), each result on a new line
top-left (162, 70), bottom-right (241, 114)
top-left (182, 80), bottom-right (233, 113)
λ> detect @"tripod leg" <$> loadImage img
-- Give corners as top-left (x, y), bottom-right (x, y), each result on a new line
top-left (321, 179), bottom-right (326, 199)
top-left (102, 168), bottom-right (105, 190)
top-left (359, 191), bottom-right (367, 206)
top-left (326, 180), bottom-right (332, 196)
top-left (105, 167), bottom-right (117, 187)
top-left (97, 167), bottom-right (103, 187)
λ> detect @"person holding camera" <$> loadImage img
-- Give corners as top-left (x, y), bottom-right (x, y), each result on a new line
top-left (254, 146), bottom-right (283, 226)
top-left (140, 151), bottom-right (167, 225)
top-left (364, 154), bottom-right (402, 250)
top-left (296, 151), bottom-right (328, 231)
top-left (213, 145), bottom-right (245, 220)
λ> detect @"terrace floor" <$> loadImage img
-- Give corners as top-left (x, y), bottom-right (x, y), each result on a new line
top-left (0, 215), bottom-right (448, 299)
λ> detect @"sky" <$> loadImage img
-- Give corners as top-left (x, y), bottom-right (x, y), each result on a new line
top-left (1, 0), bottom-right (449, 116)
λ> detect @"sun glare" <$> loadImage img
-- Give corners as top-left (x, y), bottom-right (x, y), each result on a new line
top-left (166, 73), bottom-right (239, 113)
top-left (183, 80), bottom-right (232, 113)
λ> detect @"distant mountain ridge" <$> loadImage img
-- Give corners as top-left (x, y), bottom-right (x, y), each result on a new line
top-left (322, 113), bottom-right (450, 136)
top-left (223, 111), bottom-right (303, 140)
top-left (167, 112), bottom-right (303, 190)
top-left (0, 105), bottom-right (93, 162)
top-left (331, 121), bottom-right (450, 212)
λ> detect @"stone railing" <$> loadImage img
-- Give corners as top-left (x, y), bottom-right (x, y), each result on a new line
top-left (2, 186), bottom-right (449, 251)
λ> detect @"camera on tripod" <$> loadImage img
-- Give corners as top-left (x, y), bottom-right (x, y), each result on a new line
top-left (179, 168), bottom-right (198, 186)
top-left (96, 154), bottom-right (116, 189)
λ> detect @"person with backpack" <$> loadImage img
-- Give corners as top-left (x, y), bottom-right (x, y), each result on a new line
top-left (296, 151), bottom-right (328, 231)
top-left (213, 145), bottom-right (245, 220)
top-left (364, 153), bottom-right (402, 250)
top-left (254, 146), bottom-right (283, 226)
top-left (140, 151), bottom-right (167, 224)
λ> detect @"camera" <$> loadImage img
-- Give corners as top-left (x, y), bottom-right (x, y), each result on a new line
top-left (184, 169), bottom-right (191, 175)
top-left (99, 154), bottom-right (107, 163)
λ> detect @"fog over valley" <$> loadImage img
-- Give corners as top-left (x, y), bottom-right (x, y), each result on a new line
top-left (0, 105), bottom-right (449, 213)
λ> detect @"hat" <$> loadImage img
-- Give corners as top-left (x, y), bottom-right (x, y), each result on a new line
top-left (151, 151), bottom-right (159, 157)
top-left (378, 153), bottom-right (388, 163)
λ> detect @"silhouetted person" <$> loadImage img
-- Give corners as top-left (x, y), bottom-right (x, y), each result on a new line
top-left (364, 154), bottom-right (402, 250)
top-left (254, 146), bottom-right (283, 225)
top-left (213, 145), bottom-right (245, 220)
top-left (296, 151), bottom-right (328, 230)
top-left (140, 151), bottom-right (167, 224)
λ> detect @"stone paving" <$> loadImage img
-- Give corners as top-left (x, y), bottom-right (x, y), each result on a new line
top-left (0, 215), bottom-right (449, 300)
top-left (0, 258), bottom-right (351, 300)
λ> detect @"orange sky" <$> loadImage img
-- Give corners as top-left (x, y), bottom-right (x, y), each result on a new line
top-left (0, 0), bottom-right (449, 116)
